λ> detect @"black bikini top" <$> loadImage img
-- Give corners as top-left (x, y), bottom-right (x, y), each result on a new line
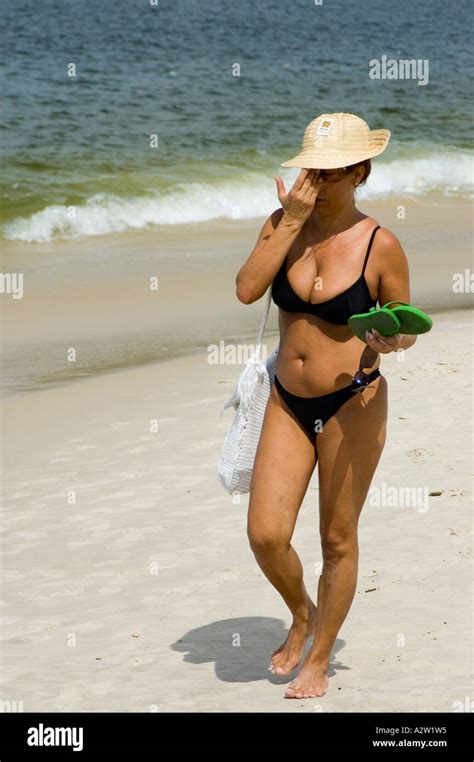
top-left (271, 224), bottom-right (380, 325)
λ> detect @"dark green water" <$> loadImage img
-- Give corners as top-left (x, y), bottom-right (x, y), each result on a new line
top-left (1, 0), bottom-right (472, 242)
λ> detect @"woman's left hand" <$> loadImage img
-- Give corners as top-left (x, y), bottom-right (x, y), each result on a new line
top-left (365, 329), bottom-right (402, 354)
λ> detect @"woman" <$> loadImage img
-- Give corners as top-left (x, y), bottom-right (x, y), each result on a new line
top-left (236, 113), bottom-right (417, 699)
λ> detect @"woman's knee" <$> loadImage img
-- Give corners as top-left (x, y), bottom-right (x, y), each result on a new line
top-left (247, 520), bottom-right (291, 555)
top-left (320, 527), bottom-right (358, 562)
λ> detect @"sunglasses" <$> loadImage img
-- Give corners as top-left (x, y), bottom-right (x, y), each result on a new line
top-left (350, 347), bottom-right (378, 392)
top-left (350, 369), bottom-right (373, 392)
top-left (318, 168), bottom-right (349, 183)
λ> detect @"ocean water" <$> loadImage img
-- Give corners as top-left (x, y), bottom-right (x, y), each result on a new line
top-left (1, 0), bottom-right (473, 243)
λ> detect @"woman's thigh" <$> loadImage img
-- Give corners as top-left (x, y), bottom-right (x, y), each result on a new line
top-left (315, 375), bottom-right (388, 535)
top-left (247, 381), bottom-right (318, 546)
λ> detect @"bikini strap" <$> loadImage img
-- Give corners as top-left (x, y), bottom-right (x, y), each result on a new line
top-left (361, 225), bottom-right (381, 275)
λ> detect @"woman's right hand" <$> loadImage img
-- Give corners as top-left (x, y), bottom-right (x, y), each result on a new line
top-left (274, 168), bottom-right (324, 226)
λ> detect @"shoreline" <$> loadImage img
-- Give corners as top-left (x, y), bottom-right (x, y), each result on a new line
top-left (0, 303), bottom-right (471, 400)
top-left (1, 196), bottom-right (472, 398)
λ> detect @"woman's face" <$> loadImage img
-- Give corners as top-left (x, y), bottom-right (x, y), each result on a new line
top-left (312, 165), bottom-right (365, 211)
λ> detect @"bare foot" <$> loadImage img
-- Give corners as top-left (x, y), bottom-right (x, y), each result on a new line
top-left (284, 657), bottom-right (329, 699)
top-left (270, 599), bottom-right (317, 676)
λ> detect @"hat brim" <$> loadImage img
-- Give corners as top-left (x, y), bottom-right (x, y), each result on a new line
top-left (280, 129), bottom-right (391, 169)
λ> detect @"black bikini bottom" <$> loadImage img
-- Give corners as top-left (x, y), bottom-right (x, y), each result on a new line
top-left (273, 369), bottom-right (382, 448)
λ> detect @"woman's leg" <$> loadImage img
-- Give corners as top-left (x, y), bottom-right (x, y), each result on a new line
top-left (247, 380), bottom-right (318, 675)
top-left (284, 375), bottom-right (388, 698)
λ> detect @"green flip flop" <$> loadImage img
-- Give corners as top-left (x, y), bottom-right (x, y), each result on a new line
top-left (348, 301), bottom-right (433, 342)
top-left (348, 305), bottom-right (400, 342)
top-left (381, 301), bottom-right (433, 335)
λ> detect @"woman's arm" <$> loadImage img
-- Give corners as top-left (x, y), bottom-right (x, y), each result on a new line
top-left (366, 228), bottom-right (417, 354)
top-left (235, 209), bottom-right (301, 304)
top-left (236, 168), bottom-right (323, 304)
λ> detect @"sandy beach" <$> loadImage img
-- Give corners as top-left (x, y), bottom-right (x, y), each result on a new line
top-left (1, 293), bottom-right (472, 711)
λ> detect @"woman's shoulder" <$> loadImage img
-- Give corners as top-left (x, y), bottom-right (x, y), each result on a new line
top-left (369, 221), bottom-right (409, 271)
top-left (358, 215), bottom-right (404, 250)
top-left (372, 223), bottom-right (405, 252)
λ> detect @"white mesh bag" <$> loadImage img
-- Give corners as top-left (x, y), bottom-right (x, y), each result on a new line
top-left (217, 287), bottom-right (279, 495)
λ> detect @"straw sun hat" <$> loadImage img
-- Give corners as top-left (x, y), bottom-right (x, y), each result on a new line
top-left (280, 112), bottom-right (390, 169)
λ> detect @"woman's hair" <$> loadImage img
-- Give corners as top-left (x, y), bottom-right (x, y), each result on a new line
top-left (346, 158), bottom-right (371, 187)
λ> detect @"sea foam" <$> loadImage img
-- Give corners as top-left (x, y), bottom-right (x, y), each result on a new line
top-left (4, 152), bottom-right (473, 242)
